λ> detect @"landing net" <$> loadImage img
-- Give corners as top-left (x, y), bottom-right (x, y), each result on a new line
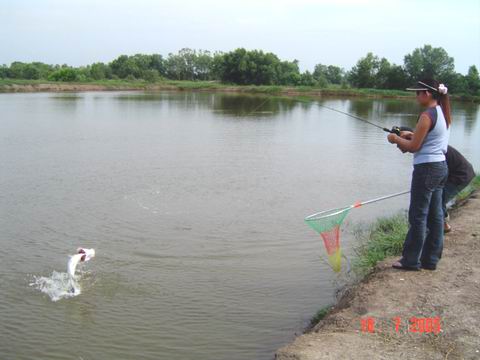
top-left (304, 206), bottom-right (352, 272)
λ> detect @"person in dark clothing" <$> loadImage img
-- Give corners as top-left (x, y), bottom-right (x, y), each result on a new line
top-left (443, 146), bottom-right (476, 232)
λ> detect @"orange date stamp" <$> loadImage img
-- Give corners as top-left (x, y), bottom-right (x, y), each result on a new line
top-left (360, 316), bottom-right (441, 334)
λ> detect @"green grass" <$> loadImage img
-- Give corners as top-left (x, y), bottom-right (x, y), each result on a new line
top-left (352, 214), bottom-right (409, 276)
top-left (0, 78), bottom-right (151, 89)
top-left (309, 305), bottom-right (333, 328)
top-left (162, 80), bottom-right (225, 90)
top-left (454, 174), bottom-right (480, 202)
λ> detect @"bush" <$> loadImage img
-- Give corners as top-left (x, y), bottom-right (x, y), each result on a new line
top-left (0, 65), bottom-right (9, 78)
top-left (48, 68), bottom-right (79, 82)
top-left (143, 69), bottom-right (160, 83)
top-left (217, 48), bottom-right (301, 86)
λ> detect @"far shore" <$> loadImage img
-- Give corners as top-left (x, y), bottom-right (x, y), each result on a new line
top-left (2, 79), bottom-right (479, 103)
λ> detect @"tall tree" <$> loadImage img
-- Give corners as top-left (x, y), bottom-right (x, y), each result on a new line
top-left (88, 62), bottom-right (111, 80)
top-left (110, 55), bottom-right (141, 79)
top-left (313, 64), bottom-right (344, 84)
top-left (403, 45), bottom-right (454, 81)
top-left (466, 65), bottom-right (480, 95)
top-left (276, 59), bottom-right (301, 86)
top-left (218, 48), bottom-right (282, 85)
top-left (0, 65), bottom-right (8, 78)
top-left (165, 48), bottom-right (214, 81)
top-left (348, 53), bottom-right (380, 88)
top-left (383, 65), bottom-right (410, 90)
top-left (375, 58), bottom-right (391, 88)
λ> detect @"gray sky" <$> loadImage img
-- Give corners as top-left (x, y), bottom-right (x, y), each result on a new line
top-left (1, 0), bottom-right (479, 73)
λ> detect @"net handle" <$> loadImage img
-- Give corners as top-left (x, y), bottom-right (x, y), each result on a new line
top-left (305, 190), bottom-right (410, 220)
top-left (353, 190), bottom-right (410, 208)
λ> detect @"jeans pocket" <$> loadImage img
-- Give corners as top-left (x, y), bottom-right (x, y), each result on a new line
top-left (425, 163), bottom-right (447, 190)
top-left (425, 173), bottom-right (435, 191)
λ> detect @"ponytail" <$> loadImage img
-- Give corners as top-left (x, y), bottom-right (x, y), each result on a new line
top-left (438, 93), bottom-right (451, 128)
top-left (424, 80), bottom-right (451, 128)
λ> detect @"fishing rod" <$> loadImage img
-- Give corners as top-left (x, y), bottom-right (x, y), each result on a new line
top-left (245, 95), bottom-right (403, 135)
top-left (240, 95), bottom-right (403, 135)
top-left (315, 103), bottom-right (402, 135)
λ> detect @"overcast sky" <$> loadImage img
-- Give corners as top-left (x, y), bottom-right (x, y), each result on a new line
top-left (1, 0), bottom-right (479, 73)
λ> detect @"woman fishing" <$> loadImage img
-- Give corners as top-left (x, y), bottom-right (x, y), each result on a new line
top-left (387, 79), bottom-right (450, 271)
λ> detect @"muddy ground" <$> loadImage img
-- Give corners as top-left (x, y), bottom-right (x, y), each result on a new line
top-left (276, 194), bottom-right (480, 360)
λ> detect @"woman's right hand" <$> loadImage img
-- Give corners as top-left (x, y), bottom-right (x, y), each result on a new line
top-left (399, 131), bottom-right (414, 140)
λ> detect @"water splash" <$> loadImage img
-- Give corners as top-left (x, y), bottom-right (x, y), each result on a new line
top-left (30, 271), bottom-right (81, 302)
top-left (30, 248), bottom-right (95, 302)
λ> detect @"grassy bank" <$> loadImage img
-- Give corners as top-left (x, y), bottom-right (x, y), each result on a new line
top-left (353, 174), bottom-right (480, 276)
top-left (352, 214), bottom-right (409, 276)
top-left (308, 305), bottom-right (333, 329)
top-left (309, 174), bottom-right (480, 328)
top-left (2, 78), bottom-right (479, 102)
top-left (455, 174), bottom-right (480, 202)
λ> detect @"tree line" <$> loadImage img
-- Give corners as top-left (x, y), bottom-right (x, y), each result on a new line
top-left (1, 45), bottom-right (479, 95)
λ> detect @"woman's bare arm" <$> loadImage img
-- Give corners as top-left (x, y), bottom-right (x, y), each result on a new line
top-left (387, 114), bottom-right (430, 153)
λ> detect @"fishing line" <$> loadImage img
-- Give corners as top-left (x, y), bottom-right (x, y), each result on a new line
top-left (314, 103), bottom-right (397, 134)
top-left (240, 94), bottom-right (401, 134)
top-left (239, 95), bottom-right (273, 117)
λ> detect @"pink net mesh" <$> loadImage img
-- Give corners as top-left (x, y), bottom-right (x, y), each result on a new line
top-left (320, 225), bottom-right (341, 255)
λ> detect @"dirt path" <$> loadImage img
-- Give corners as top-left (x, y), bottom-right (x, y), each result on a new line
top-left (276, 194), bottom-right (480, 360)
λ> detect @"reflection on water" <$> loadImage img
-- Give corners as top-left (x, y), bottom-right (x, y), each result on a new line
top-left (51, 95), bottom-right (83, 100)
top-left (211, 94), bottom-right (301, 117)
top-left (0, 91), bottom-right (478, 360)
top-left (347, 99), bottom-right (374, 119)
top-left (115, 91), bottom-right (305, 118)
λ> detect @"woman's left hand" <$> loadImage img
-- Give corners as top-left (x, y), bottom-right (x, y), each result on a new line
top-left (387, 133), bottom-right (397, 144)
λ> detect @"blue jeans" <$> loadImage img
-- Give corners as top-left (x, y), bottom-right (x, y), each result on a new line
top-left (442, 182), bottom-right (467, 218)
top-left (401, 161), bottom-right (448, 268)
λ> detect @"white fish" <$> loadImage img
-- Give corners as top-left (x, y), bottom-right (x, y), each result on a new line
top-left (67, 248), bottom-right (95, 278)
top-left (31, 247), bottom-right (96, 301)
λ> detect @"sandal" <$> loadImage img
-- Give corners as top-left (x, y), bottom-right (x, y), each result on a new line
top-left (444, 222), bottom-right (452, 233)
top-left (421, 263), bottom-right (437, 270)
top-left (392, 261), bottom-right (420, 271)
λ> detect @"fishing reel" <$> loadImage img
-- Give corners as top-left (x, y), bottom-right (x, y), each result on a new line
top-left (383, 126), bottom-right (401, 136)
top-left (383, 126), bottom-right (414, 136)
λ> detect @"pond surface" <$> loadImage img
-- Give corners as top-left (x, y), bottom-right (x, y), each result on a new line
top-left (0, 91), bottom-right (478, 360)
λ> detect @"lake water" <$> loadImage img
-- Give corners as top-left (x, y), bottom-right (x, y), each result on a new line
top-left (1, 91), bottom-right (478, 360)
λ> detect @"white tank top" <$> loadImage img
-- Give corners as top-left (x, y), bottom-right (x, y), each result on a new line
top-left (413, 105), bottom-right (450, 165)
